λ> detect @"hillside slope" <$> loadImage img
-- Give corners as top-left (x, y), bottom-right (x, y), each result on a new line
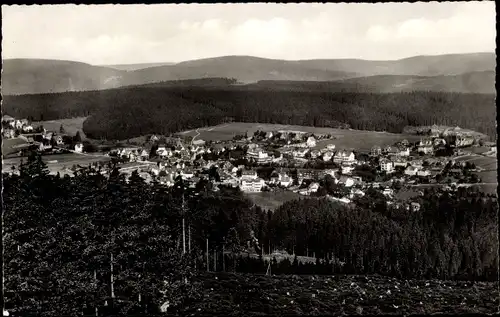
top-left (298, 52), bottom-right (496, 76)
top-left (1, 59), bottom-right (125, 95)
top-left (121, 55), bottom-right (359, 86)
top-left (5, 86), bottom-right (493, 140)
top-left (3, 53), bottom-right (495, 95)
top-left (102, 62), bottom-right (175, 71)
top-left (247, 71), bottom-right (494, 94)
top-left (176, 272), bottom-right (498, 316)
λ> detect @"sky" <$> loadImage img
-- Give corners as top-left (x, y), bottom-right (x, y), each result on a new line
top-left (1, 2), bottom-right (496, 65)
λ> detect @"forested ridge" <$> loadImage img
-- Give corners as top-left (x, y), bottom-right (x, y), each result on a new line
top-left (2, 83), bottom-right (495, 140)
top-left (3, 153), bottom-right (498, 315)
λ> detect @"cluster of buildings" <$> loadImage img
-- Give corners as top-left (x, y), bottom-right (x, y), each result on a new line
top-left (111, 127), bottom-right (485, 201)
top-left (2, 115), bottom-right (34, 138)
top-left (5, 119), bottom-right (489, 210)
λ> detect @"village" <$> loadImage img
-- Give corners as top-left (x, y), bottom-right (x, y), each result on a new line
top-left (2, 114), bottom-right (497, 211)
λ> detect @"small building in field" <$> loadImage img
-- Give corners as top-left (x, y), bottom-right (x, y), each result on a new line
top-left (306, 136), bottom-right (317, 148)
top-left (192, 139), bottom-right (206, 146)
top-left (74, 143), bottom-right (83, 153)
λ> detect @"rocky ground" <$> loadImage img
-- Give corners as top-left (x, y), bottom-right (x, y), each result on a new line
top-left (176, 272), bottom-right (499, 316)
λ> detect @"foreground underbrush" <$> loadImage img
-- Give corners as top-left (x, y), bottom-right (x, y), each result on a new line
top-left (174, 272), bottom-right (499, 316)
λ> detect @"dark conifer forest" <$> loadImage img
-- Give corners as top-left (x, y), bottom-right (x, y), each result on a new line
top-left (2, 81), bottom-right (495, 140)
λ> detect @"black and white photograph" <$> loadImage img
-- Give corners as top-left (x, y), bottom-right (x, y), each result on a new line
top-left (1, 2), bottom-right (498, 316)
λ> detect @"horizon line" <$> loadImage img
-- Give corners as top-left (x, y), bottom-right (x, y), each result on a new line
top-left (2, 51), bottom-right (494, 67)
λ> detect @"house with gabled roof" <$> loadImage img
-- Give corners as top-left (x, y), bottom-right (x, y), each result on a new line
top-left (333, 150), bottom-right (355, 164)
top-left (322, 151), bottom-right (334, 162)
top-left (404, 166), bottom-right (419, 176)
top-left (338, 175), bottom-right (354, 187)
top-left (380, 158), bottom-right (394, 173)
top-left (371, 145), bottom-right (382, 157)
top-left (241, 169), bottom-right (258, 180)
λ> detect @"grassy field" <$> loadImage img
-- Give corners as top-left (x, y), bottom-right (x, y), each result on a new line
top-left (31, 116), bottom-right (88, 139)
top-left (245, 190), bottom-right (304, 211)
top-left (177, 122), bottom-right (421, 152)
top-left (2, 153), bottom-right (111, 174)
top-left (179, 272), bottom-right (499, 316)
top-left (1, 137), bottom-right (31, 156)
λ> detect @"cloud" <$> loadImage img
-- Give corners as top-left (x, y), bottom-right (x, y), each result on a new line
top-left (1, 2), bottom-right (495, 64)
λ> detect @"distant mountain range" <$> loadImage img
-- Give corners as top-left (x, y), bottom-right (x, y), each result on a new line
top-left (2, 52), bottom-right (495, 95)
top-left (102, 62), bottom-right (176, 71)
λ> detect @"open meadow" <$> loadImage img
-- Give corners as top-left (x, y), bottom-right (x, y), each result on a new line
top-left (180, 272), bottom-right (499, 316)
top-left (2, 153), bottom-right (111, 175)
top-left (31, 116), bottom-right (88, 139)
top-left (177, 122), bottom-right (421, 151)
top-left (244, 190), bottom-right (304, 211)
top-left (1, 137), bottom-right (31, 156)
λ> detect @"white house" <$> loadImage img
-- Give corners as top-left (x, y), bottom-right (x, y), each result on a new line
top-left (326, 144), bottom-right (336, 151)
top-left (22, 125), bottom-right (34, 132)
top-left (419, 138), bottom-right (433, 147)
top-left (2, 128), bottom-right (15, 139)
top-left (139, 149), bottom-right (150, 161)
top-left (417, 145), bottom-right (434, 155)
top-left (323, 169), bottom-right (338, 177)
top-left (322, 151), bottom-right (334, 162)
top-left (397, 147), bottom-right (410, 157)
top-left (455, 135), bottom-right (474, 147)
top-left (306, 136), bottom-right (317, 148)
top-left (333, 150), bottom-right (356, 164)
top-left (39, 143), bottom-right (52, 151)
top-left (410, 202), bottom-right (421, 212)
top-left (241, 169), bottom-right (258, 180)
top-left (349, 188), bottom-right (365, 199)
top-left (371, 146), bottom-right (382, 156)
top-left (338, 175), bottom-right (354, 187)
top-left (404, 166), bottom-right (419, 176)
top-left (43, 132), bottom-right (53, 140)
top-left (382, 188), bottom-right (394, 197)
top-left (271, 173), bottom-right (292, 187)
top-left (14, 120), bottom-right (24, 130)
top-left (192, 139), bottom-right (206, 146)
top-left (293, 148), bottom-right (309, 158)
top-left (392, 158), bottom-right (408, 168)
top-left (74, 143), bottom-right (83, 153)
top-left (416, 169), bottom-right (431, 177)
top-left (380, 159), bottom-right (394, 173)
top-left (433, 138), bottom-right (447, 147)
top-left (265, 131), bottom-right (274, 139)
top-left (308, 182), bottom-right (320, 193)
top-left (341, 164), bottom-right (354, 175)
top-left (310, 150), bottom-right (321, 159)
top-left (157, 147), bottom-right (173, 158)
top-left (2, 115), bottom-right (15, 125)
top-left (240, 178), bottom-right (265, 192)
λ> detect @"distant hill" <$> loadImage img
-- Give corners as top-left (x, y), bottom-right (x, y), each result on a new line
top-left (2, 53), bottom-right (495, 95)
top-left (297, 52), bottom-right (496, 76)
top-left (1, 59), bottom-right (125, 95)
top-left (248, 71), bottom-right (495, 94)
top-left (102, 62), bottom-right (176, 71)
top-left (120, 55), bottom-right (359, 86)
